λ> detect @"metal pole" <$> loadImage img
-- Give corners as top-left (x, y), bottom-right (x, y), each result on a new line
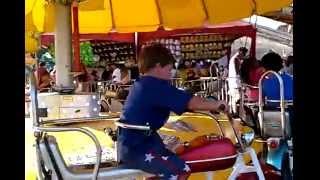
top-left (35, 127), bottom-right (102, 180)
top-left (72, 2), bottom-right (81, 72)
top-left (258, 71), bottom-right (286, 137)
top-left (25, 66), bottom-right (40, 127)
top-left (134, 32), bottom-right (139, 63)
top-left (55, 3), bottom-right (73, 89)
top-left (250, 30), bottom-right (256, 59)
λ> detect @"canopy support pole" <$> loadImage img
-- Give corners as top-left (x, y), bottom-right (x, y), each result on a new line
top-left (250, 28), bottom-right (257, 59)
top-left (72, 2), bottom-right (81, 72)
top-left (54, 3), bottom-right (73, 89)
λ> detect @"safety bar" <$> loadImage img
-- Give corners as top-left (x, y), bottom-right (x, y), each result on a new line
top-left (265, 99), bottom-right (293, 105)
top-left (34, 126), bottom-right (102, 180)
top-left (41, 116), bottom-right (118, 125)
top-left (114, 111), bottom-right (225, 137)
top-left (258, 70), bottom-right (286, 138)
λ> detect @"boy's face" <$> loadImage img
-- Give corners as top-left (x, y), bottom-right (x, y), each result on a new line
top-left (154, 63), bottom-right (173, 80)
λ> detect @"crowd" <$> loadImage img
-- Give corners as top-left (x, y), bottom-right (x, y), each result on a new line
top-left (32, 47), bottom-right (293, 111)
top-left (33, 59), bottom-right (140, 93)
top-left (227, 47), bottom-right (293, 118)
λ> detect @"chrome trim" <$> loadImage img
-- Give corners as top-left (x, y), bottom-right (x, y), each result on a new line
top-left (258, 70), bottom-right (286, 138)
top-left (41, 116), bottom-right (118, 125)
top-left (186, 154), bottom-right (238, 163)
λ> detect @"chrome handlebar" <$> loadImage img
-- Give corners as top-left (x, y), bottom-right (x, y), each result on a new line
top-left (258, 70), bottom-right (286, 138)
top-left (34, 127), bottom-right (102, 180)
top-left (194, 111), bottom-right (246, 152)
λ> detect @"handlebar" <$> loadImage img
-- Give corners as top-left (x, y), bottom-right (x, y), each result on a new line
top-left (194, 110), bottom-right (246, 152)
top-left (34, 126), bottom-right (102, 180)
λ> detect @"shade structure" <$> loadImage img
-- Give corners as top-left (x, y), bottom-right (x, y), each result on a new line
top-left (26, 0), bottom-right (292, 34)
top-left (25, 0), bottom-right (291, 72)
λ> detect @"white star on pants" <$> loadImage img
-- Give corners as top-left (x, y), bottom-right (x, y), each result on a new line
top-left (161, 156), bottom-right (169, 160)
top-left (183, 164), bottom-right (191, 172)
top-left (144, 153), bottom-right (155, 163)
top-left (169, 174), bottom-right (178, 180)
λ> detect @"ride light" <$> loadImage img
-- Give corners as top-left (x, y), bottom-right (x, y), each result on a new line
top-left (267, 138), bottom-right (280, 149)
top-left (240, 126), bottom-right (255, 147)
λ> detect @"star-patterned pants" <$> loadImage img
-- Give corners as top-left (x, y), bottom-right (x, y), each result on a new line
top-left (120, 134), bottom-right (191, 180)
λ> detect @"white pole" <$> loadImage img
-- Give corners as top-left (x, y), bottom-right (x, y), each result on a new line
top-left (54, 3), bottom-right (73, 89)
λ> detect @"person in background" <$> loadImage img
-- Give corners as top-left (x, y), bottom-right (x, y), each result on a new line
top-left (50, 65), bottom-right (56, 80)
top-left (119, 43), bottom-right (228, 180)
top-left (73, 64), bottom-right (92, 93)
top-left (185, 60), bottom-right (199, 80)
top-left (91, 70), bottom-right (99, 81)
top-left (35, 62), bottom-right (52, 92)
top-left (101, 64), bottom-right (113, 81)
top-left (199, 62), bottom-right (210, 77)
top-left (126, 58), bottom-right (140, 80)
top-left (261, 52), bottom-right (293, 106)
top-left (89, 70), bottom-right (100, 92)
top-left (111, 63), bottom-right (122, 83)
top-left (281, 55), bottom-right (293, 76)
top-left (228, 47), bottom-right (248, 115)
top-left (240, 57), bottom-right (265, 87)
top-left (171, 63), bottom-right (178, 78)
top-left (218, 65), bottom-right (228, 79)
top-left (238, 57), bottom-right (266, 107)
top-left (120, 65), bottom-right (131, 85)
top-left (260, 52), bottom-right (294, 129)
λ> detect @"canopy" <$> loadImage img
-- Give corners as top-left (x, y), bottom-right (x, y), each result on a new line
top-left (25, 0), bottom-right (291, 71)
top-left (138, 21), bottom-right (256, 43)
top-left (26, 0), bottom-right (292, 33)
top-left (40, 20), bottom-right (256, 58)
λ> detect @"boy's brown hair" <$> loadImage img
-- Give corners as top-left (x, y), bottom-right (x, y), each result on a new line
top-left (138, 43), bottom-right (175, 74)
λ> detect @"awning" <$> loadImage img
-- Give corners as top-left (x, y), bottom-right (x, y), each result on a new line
top-left (26, 0), bottom-right (292, 34)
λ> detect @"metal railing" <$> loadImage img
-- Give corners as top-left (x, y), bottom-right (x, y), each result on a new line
top-left (26, 65), bottom-right (103, 180)
top-left (258, 70), bottom-right (286, 138)
top-left (183, 77), bottom-right (219, 97)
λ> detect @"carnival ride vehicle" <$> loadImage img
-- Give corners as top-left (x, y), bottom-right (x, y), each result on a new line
top-left (26, 65), bottom-right (267, 180)
top-left (239, 71), bottom-right (293, 180)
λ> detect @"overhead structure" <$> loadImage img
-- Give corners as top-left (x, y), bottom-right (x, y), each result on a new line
top-left (262, 4), bottom-right (293, 24)
top-left (25, 0), bottom-right (292, 88)
top-left (26, 0), bottom-right (292, 33)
